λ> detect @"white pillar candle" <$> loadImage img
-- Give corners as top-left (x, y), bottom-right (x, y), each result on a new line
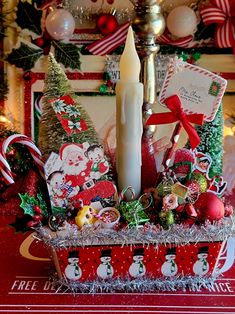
top-left (116, 26), bottom-right (143, 200)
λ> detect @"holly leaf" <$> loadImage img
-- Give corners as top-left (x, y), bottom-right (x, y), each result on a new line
top-left (53, 41), bottom-right (81, 70)
top-left (52, 206), bottom-right (66, 216)
top-left (6, 42), bottom-right (43, 71)
top-left (16, 1), bottom-right (42, 35)
top-left (37, 193), bottom-right (49, 218)
top-left (19, 193), bottom-right (38, 217)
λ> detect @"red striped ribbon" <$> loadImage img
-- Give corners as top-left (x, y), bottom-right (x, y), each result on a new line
top-left (200, 0), bottom-right (235, 51)
top-left (86, 22), bottom-right (129, 56)
top-left (157, 32), bottom-right (194, 48)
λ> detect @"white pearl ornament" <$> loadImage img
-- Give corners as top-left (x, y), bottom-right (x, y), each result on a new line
top-left (166, 6), bottom-right (198, 38)
top-left (45, 8), bottom-right (75, 41)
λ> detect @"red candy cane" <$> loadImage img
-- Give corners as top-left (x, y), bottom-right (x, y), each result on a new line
top-left (118, 186), bottom-right (135, 204)
top-left (0, 134), bottom-right (44, 185)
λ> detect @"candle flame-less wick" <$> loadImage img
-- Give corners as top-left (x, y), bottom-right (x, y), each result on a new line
top-left (119, 26), bottom-right (141, 83)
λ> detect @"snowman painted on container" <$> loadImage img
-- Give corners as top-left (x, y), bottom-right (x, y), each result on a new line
top-left (129, 248), bottom-right (146, 278)
top-left (193, 246), bottom-right (209, 276)
top-left (161, 247), bottom-right (178, 277)
top-left (97, 249), bottom-right (114, 279)
top-left (64, 250), bottom-right (82, 280)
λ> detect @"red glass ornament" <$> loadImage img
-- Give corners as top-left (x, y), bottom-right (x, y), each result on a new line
top-left (195, 192), bottom-right (225, 222)
top-left (96, 13), bottom-right (118, 36)
top-left (141, 136), bottom-right (158, 190)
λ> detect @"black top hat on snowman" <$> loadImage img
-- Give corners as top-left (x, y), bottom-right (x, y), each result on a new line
top-left (198, 246), bottom-right (209, 254)
top-left (133, 248), bottom-right (144, 256)
top-left (68, 250), bottom-right (79, 259)
top-left (100, 249), bottom-right (112, 258)
top-left (165, 247), bottom-right (176, 256)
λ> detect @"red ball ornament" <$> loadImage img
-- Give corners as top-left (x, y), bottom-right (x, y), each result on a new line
top-left (96, 13), bottom-right (118, 36)
top-left (195, 192), bottom-right (225, 222)
top-left (33, 37), bottom-right (45, 48)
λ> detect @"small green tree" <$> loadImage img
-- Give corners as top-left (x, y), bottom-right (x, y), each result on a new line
top-left (187, 104), bottom-right (224, 178)
top-left (39, 53), bottom-right (98, 159)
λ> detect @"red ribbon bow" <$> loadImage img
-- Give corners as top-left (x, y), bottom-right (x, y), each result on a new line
top-left (200, 0), bottom-right (235, 52)
top-left (145, 95), bottom-right (204, 150)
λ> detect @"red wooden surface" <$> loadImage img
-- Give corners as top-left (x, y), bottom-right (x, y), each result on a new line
top-left (0, 215), bottom-right (235, 314)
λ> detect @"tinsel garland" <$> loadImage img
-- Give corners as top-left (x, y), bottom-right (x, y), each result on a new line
top-left (37, 216), bottom-right (235, 249)
top-left (51, 274), bottom-right (218, 294)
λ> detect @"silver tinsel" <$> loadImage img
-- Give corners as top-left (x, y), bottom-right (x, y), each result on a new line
top-left (36, 216), bottom-right (235, 250)
top-left (51, 274), bottom-right (219, 294)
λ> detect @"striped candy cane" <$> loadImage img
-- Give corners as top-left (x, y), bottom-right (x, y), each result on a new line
top-left (0, 134), bottom-right (44, 185)
top-left (161, 122), bottom-right (183, 172)
top-left (118, 186), bottom-right (135, 205)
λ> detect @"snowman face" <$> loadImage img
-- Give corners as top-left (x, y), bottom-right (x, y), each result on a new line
top-left (198, 253), bottom-right (208, 259)
top-left (165, 254), bottom-right (176, 261)
top-left (68, 257), bottom-right (79, 264)
top-left (133, 255), bottom-right (144, 262)
top-left (100, 256), bottom-right (111, 263)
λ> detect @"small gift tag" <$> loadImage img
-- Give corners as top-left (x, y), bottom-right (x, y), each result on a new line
top-left (159, 57), bottom-right (227, 122)
top-left (50, 95), bottom-right (88, 135)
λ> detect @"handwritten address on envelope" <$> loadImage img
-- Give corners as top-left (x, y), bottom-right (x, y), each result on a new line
top-left (159, 58), bottom-right (227, 122)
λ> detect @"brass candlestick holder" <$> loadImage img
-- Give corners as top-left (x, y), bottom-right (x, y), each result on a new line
top-left (132, 0), bottom-right (165, 137)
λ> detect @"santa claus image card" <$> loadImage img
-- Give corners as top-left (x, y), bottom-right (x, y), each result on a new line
top-left (44, 142), bottom-right (116, 211)
top-left (159, 57), bottom-right (227, 122)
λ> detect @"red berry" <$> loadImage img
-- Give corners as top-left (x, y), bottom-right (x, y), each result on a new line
top-left (33, 214), bottom-right (43, 221)
top-left (23, 71), bottom-right (33, 81)
top-left (34, 37), bottom-right (45, 48)
top-left (27, 220), bottom-right (39, 228)
top-left (106, 0), bottom-right (114, 4)
top-left (34, 205), bottom-right (42, 214)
